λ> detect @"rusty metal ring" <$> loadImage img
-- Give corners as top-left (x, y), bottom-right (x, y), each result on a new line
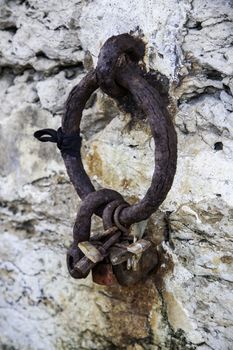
top-left (102, 199), bottom-right (127, 230)
top-left (67, 188), bottom-right (123, 278)
top-left (61, 33), bottom-right (177, 227)
top-left (72, 189), bottom-right (123, 244)
top-left (35, 34), bottom-right (177, 285)
top-left (113, 203), bottom-right (130, 233)
top-left (61, 70), bottom-right (98, 200)
top-left (96, 33), bottom-right (145, 97)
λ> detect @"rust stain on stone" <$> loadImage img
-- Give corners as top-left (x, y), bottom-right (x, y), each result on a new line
top-left (85, 144), bottom-right (103, 178)
top-left (121, 178), bottom-right (133, 189)
top-left (102, 280), bottom-right (160, 346)
top-left (93, 214), bottom-right (176, 347)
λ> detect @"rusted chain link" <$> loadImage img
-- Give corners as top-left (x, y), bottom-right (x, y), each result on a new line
top-left (67, 189), bottom-right (124, 279)
top-left (34, 33), bottom-right (177, 286)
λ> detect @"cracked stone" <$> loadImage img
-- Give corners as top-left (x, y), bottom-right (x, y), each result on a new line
top-left (0, 0), bottom-right (233, 349)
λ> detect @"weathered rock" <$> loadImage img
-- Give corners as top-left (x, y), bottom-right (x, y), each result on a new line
top-left (0, 0), bottom-right (232, 349)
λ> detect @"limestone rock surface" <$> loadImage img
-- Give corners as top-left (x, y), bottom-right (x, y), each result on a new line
top-left (0, 0), bottom-right (232, 349)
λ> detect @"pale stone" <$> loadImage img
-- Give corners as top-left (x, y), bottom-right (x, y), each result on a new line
top-left (79, 0), bottom-right (191, 78)
top-left (0, 0), bottom-right (233, 349)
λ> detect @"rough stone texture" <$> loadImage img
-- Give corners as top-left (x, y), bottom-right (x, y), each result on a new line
top-left (0, 0), bottom-right (232, 349)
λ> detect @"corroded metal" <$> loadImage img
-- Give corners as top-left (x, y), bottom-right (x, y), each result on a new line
top-left (66, 189), bottom-right (124, 279)
top-left (34, 33), bottom-right (177, 286)
top-left (78, 241), bottom-right (104, 263)
top-left (127, 239), bottom-right (151, 255)
top-left (61, 34), bottom-right (177, 226)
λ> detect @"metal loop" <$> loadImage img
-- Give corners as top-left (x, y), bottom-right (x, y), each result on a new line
top-left (35, 33), bottom-right (177, 284)
top-left (113, 203), bottom-right (130, 234)
top-left (102, 199), bottom-right (128, 230)
top-left (61, 70), bottom-right (98, 199)
top-left (58, 33), bottom-right (177, 226)
top-left (67, 189), bottom-right (123, 279)
top-left (96, 33), bottom-right (145, 97)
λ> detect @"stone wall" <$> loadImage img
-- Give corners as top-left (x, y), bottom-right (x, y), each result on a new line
top-left (0, 0), bottom-right (232, 349)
